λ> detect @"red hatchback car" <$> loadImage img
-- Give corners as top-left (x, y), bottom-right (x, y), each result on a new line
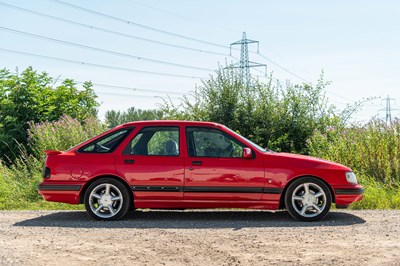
top-left (38, 120), bottom-right (363, 221)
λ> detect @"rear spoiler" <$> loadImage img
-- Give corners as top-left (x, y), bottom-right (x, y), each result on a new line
top-left (45, 150), bottom-right (62, 155)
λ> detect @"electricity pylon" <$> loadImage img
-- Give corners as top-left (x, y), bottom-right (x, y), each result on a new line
top-left (229, 32), bottom-right (266, 87)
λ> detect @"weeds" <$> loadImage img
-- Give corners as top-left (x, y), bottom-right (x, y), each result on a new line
top-left (308, 118), bottom-right (400, 208)
top-left (1, 116), bottom-right (400, 210)
top-left (0, 115), bottom-right (104, 210)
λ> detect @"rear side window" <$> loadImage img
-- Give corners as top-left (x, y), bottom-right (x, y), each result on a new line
top-left (123, 127), bottom-right (179, 156)
top-left (79, 128), bottom-right (133, 153)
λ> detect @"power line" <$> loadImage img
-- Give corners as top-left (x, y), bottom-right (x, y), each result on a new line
top-left (95, 91), bottom-right (182, 99)
top-left (71, 80), bottom-right (188, 96)
top-left (1, 1), bottom-right (319, 88)
top-left (0, 26), bottom-right (214, 72)
top-left (0, 48), bottom-right (204, 79)
top-left (324, 90), bottom-right (356, 102)
top-left (0, 2), bottom-right (228, 57)
top-left (0, 1), bottom-right (312, 83)
top-left (128, 0), bottom-right (240, 33)
top-left (49, 0), bottom-right (230, 49)
top-left (254, 52), bottom-right (311, 84)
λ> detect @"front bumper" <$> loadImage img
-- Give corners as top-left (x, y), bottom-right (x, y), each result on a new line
top-left (334, 185), bottom-right (364, 208)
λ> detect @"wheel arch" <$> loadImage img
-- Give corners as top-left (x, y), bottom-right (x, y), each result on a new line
top-left (79, 175), bottom-right (134, 209)
top-left (278, 175), bottom-right (336, 209)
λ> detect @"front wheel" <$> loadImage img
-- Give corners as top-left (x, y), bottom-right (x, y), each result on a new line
top-left (284, 177), bottom-right (332, 221)
top-left (84, 178), bottom-right (131, 220)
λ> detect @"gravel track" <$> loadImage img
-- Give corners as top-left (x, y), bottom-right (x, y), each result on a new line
top-left (0, 210), bottom-right (399, 265)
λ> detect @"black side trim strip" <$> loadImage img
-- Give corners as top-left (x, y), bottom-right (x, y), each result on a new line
top-left (38, 184), bottom-right (82, 191)
top-left (131, 186), bottom-right (283, 194)
top-left (184, 186), bottom-right (262, 193)
top-left (131, 186), bottom-right (183, 192)
top-left (263, 188), bottom-right (283, 194)
top-left (335, 188), bottom-right (364, 195)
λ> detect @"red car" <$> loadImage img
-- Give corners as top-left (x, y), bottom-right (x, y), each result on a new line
top-left (38, 120), bottom-right (363, 221)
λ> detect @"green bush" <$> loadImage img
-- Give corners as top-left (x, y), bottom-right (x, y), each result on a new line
top-left (351, 175), bottom-right (400, 209)
top-left (308, 119), bottom-right (400, 208)
top-left (1, 66), bottom-right (399, 210)
top-left (0, 67), bottom-right (99, 162)
top-left (160, 68), bottom-right (337, 154)
top-left (28, 115), bottom-right (106, 160)
top-left (0, 115), bottom-right (105, 210)
top-left (308, 119), bottom-right (400, 184)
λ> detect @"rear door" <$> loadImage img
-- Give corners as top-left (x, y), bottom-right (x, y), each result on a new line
top-left (184, 126), bottom-right (265, 201)
top-left (115, 126), bottom-right (184, 200)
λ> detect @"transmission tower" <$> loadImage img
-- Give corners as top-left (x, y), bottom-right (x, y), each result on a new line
top-left (378, 95), bottom-right (398, 125)
top-left (229, 32), bottom-right (266, 87)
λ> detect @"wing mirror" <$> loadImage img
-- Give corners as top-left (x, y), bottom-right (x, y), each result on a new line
top-left (243, 147), bottom-right (253, 159)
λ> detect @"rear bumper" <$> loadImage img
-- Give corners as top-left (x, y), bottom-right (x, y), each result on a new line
top-left (334, 185), bottom-right (364, 208)
top-left (38, 182), bottom-right (83, 204)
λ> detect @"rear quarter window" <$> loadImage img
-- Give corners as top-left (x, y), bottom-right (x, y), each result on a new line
top-left (78, 128), bottom-right (133, 153)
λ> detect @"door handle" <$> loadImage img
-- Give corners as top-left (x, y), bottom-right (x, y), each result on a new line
top-left (124, 159), bottom-right (135, 164)
top-left (192, 160), bottom-right (202, 166)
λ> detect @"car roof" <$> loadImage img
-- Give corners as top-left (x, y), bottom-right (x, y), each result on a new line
top-left (119, 120), bottom-right (224, 128)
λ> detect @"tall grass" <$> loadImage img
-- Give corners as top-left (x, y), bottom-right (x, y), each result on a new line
top-left (308, 118), bottom-right (400, 209)
top-left (28, 115), bottom-right (106, 160)
top-left (1, 116), bottom-right (400, 210)
top-left (0, 115), bottom-right (105, 210)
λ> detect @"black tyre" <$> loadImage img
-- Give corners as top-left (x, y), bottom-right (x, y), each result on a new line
top-left (84, 178), bottom-right (131, 221)
top-left (284, 177), bottom-right (332, 222)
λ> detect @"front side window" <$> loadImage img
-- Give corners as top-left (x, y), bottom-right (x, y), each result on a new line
top-left (80, 128), bottom-right (132, 153)
top-left (186, 127), bottom-right (244, 158)
top-left (124, 127), bottom-right (179, 156)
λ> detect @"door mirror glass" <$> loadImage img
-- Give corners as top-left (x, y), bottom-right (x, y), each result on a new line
top-left (243, 147), bottom-right (253, 159)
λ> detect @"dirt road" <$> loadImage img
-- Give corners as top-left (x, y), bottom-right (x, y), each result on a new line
top-left (0, 210), bottom-right (399, 265)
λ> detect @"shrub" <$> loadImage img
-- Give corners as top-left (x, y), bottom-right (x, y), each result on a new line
top-left (0, 115), bottom-right (105, 209)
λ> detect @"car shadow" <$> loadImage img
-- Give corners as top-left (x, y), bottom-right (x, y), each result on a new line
top-left (13, 210), bottom-right (365, 229)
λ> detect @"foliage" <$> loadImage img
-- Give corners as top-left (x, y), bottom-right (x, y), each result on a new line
top-left (0, 67), bottom-right (99, 162)
top-left (160, 68), bottom-right (337, 154)
top-left (0, 65), bottom-right (399, 210)
top-left (308, 119), bottom-right (400, 185)
top-left (350, 175), bottom-right (400, 209)
top-left (0, 115), bottom-right (105, 210)
top-left (28, 115), bottom-right (106, 160)
top-left (308, 119), bottom-right (400, 209)
top-left (105, 107), bottom-right (164, 128)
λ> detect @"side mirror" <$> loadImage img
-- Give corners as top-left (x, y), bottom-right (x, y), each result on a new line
top-left (243, 147), bottom-right (253, 159)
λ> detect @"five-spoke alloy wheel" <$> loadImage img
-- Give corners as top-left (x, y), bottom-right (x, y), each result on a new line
top-left (84, 178), bottom-right (131, 220)
top-left (284, 177), bottom-right (332, 221)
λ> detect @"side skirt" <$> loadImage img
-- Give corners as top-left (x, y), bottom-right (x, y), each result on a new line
top-left (134, 199), bottom-right (280, 210)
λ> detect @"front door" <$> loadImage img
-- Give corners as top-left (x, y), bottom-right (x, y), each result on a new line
top-left (184, 127), bottom-right (265, 201)
top-left (115, 126), bottom-right (184, 200)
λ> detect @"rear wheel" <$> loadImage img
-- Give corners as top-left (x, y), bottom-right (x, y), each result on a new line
top-left (84, 178), bottom-right (131, 220)
top-left (284, 177), bottom-right (332, 221)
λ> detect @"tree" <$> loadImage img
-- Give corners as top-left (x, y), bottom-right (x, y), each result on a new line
top-left (0, 67), bottom-right (99, 161)
top-left (160, 67), bottom-right (337, 154)
top-left (105, 107), bottom-right (164, 128)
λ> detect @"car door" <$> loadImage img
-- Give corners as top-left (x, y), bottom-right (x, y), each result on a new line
top-left (184, 126), bottom-right (265, 201)
top-left (115, 126), bottom-right (184, 200)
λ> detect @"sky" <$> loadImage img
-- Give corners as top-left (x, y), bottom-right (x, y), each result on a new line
top-left (0, 0), bottom-right (399, 122)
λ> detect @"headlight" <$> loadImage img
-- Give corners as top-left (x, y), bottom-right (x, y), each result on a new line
top-left (346, 171), bottom-right (358, 184)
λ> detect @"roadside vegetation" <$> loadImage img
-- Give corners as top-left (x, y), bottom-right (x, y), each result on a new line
top-left (0, 66), bottom-right (399, 210)
top-left (308, 119), bottom-right (400, 209)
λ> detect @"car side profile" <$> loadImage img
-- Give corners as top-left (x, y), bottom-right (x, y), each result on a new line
top-left (38, 120), bottom-right (364, 221)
